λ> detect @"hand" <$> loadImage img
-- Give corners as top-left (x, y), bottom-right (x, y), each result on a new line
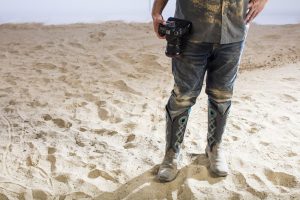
top-left (245, 0), bottom-right (268, 24)
top-left (152, 14), bottom-right (166, 39)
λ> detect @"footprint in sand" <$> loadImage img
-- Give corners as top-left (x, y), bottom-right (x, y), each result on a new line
top-left (4, 107), bottom-right (15, 113)
top-left (264, 169), bottom-right (297, 188)
top-left (231, 136), bottom-right (239, 141)
top-left (31, 190), bottom-right (49, 200)
top-left (68, 42), bottom-right (85, 49)
top-left (260, 141), bottom-right (270, 146)
top-left (42, 114), bottom-right (72, 128)
top-left (287, 151), bottom-right (297, 157)
top-left (139, 54), bottom-right (161, 67)
top-left (92, 128), bottom-right (118, 136)
top-left (142, 103), bottom-right (148, 112)
top-left (47, 147), bottom-right (57, 173)
top-left (249, 127), bottom-right (259, 134)
top-left (33, 63), bottom-right (57, 70)
top-left (113, 80), bottom-right (142, 96)
top-left (79, 127), bottom-right (88, 132)
top-left (83, 93), bottom-right (99, 102)
top-left (28, 99), bottom-right (48, 108)
top-left (98, 108), bottom-right (110, 121)
top-left (280, 94), bottom-right (298, 103)
top-left (46, 41), bottom-right (54, 45)
top-left (264, 34), bottom-right (281, 40)
top-left (34, 131), bottom-right (47, 141)
top-left (103, 56), bottom-right (122, 69)
top-left (47, 154), bottom-right (56, 172)
top-left (88, 169), bottom-right (117, 183)
top-left (26, 151), bottom-right (40, 167)
top-left (231, 123), bottom-right (242, 130)
top-left (135, 54), bottom-right (164, 72)
top-left (246, 121), bottom-right (265, 135)
top-left (75, 134), bottom-right (85, 147)
top-left (282, 77), bottom-right (297, 82)
top-left (54, 174), bottom-right (70, 184)
top-left (114, 52), bottom-right (137, 65)
top-left (125, 134), bottom-right (136, 143)
top-left (123, 143), bottom-right (136, 149)
top-left (32, 45), bottom-right (44, 51)
top-left (279, 116), bottom-right (290, 122)
top-left (232, 172), bottom-right (268, 199)
top-left (89, 31), bottom-right (106, 42)
top-left (94, 100), bottom-right (122, 123)
top-left (58, 74), bottom-right (82, 88)
top-left (88, 61), bottom-right (98, 66)
top-left (42, 114), bottom-right (52, 121)
top-left (48, 147), bottom-right (57, 154)
top-left (52, 118), bottom-right (72, 129)
top-left (240, 95), bottom-right (253, 101)
top-left (8, 49), bottom-right (19, 54)
top-left (123, 123), bottom-right (137, 134)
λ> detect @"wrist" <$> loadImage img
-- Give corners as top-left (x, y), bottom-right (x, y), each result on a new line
top-left (152, 13), bottom-right (162, 19)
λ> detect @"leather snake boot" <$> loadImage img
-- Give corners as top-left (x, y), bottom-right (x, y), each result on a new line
top-left (156, 105), bottom-right (191, 182)
top-left (205, 98), bottom-right (231, 177)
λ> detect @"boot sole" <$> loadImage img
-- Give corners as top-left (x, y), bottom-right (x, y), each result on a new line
top-left (211, 169), bottom-right (228, 177)
top-left (156, 176), bottom-right (176, 182)
top-left (156, 171), bottom-right (179, 182)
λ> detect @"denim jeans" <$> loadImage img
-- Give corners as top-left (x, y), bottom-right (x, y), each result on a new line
top-left (165, 40), bottom-right (246, 149)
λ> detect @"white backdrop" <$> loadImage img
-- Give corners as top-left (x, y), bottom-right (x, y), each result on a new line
top-left (0, 0), bottom-right (299, 24)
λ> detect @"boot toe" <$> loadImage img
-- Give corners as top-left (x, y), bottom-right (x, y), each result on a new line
top-left (156, 168), bottom-right (179, 182)
top-left (210, 166), bottom-right (228, 177)
top-left (205, 144), bottom-right (229, 177)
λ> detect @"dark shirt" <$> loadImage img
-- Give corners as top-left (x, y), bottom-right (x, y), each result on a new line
top-left (175, 0), bottom-right (250, 44)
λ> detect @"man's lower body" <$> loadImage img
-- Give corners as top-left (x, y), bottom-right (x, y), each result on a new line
top-left (156, 40), bottom-right (246, 182)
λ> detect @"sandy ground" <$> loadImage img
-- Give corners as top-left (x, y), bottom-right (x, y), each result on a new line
top-left (0, 22), bottom-right (299, 199)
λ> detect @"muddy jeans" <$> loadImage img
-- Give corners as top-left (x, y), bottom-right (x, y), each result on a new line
top-left (166, 40), bottom-right (246, 150)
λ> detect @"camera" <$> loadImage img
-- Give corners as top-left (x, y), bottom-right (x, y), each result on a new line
top-left (158, 17), bottom-right (192, 58)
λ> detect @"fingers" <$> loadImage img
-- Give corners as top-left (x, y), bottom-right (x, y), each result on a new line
top-left (245, 7), bottom-right (255, 24)
top-left (153, 21), bottom-right (165, 39)
top-left (156, 31), bottom-right (166, 39)
top-left (152, 15), bottom-right (166, 39)
top-left (245, 0), bottom-right (268, 24)
top-left (251, 10), bottom-right (260, 22)
top-left (248, 2), bottom-right (253, 9)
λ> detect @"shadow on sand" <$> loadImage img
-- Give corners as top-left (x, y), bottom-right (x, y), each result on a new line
top-left (95, 153), bottom-right (226, 200)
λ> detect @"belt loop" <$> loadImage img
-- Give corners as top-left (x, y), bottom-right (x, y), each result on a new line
top-left (212, 43), bottom-right (218, 52)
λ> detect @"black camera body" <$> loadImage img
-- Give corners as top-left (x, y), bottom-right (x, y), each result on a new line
top-left (158, 17), bottom-right (192, 58)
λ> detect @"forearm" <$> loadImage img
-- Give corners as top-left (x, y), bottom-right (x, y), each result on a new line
top-left (152, 0), bottom-right (169, 17)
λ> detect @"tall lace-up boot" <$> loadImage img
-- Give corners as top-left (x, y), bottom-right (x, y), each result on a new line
top-left (205, 98), bottom-right (231, 177)
top-left (156, 105), bottom-right (191, 182)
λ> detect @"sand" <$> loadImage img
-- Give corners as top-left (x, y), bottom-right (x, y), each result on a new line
top-left (0, 22), bottom-right (299, 199)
